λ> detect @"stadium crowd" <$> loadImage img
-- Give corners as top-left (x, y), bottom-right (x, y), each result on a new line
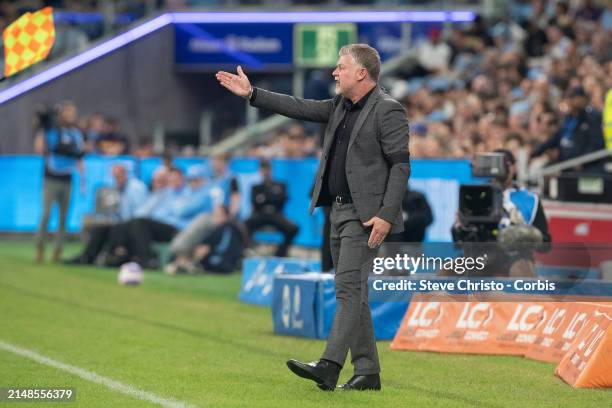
top-left (244, 1), bottom-right (611, 175)
top-left (393, 1), bottom-right (610, 174)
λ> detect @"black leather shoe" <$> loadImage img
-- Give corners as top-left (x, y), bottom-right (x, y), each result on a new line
top-left (286, 359), bottom-right (340, 391)
top-left (338, 374), bottom-right (381, 391)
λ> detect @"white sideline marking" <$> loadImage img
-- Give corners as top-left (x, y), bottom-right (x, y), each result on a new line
top-left (0, 340), bottom-right (195, 408)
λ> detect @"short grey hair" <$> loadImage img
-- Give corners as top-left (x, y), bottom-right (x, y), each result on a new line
top-left (339, 44), bottom-right (381, 82)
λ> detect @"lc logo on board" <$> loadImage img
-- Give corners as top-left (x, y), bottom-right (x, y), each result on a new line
top-left (506, 304), bottom-right (546, 332)
top-left (407, 302), bottom-right (442, 327)
top-left (456, 303), bottom-right (493, 329)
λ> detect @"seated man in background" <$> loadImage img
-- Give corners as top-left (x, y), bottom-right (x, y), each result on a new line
top-left (104, 167), bottom-right (186, 268)
top-left (67, 163), bottom-right (148, 264)
top-left (245, 160), bottom-right (298, 257)
top-left (165, 164), bottom-right (226, 274)
top-left (209, 153), bottom-right (241, 217)
top-left (173, 206), bottom-right (246, 275)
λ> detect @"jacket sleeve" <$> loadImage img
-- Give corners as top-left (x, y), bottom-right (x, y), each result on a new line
top-left (250, 87), bottom-right (335, 123)
top-left (376, 98), bottom-right (411, 224)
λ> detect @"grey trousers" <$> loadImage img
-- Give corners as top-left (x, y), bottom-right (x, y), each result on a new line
top-left (37, 177), bottom-right (72, 251)
top-left (321, 202), bottom-right (380, 375)
top-left (170, 213), bottom-right (214, 256)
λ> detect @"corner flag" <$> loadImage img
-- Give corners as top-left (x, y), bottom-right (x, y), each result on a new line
top-left (2, 7), bottom-right (56, 79)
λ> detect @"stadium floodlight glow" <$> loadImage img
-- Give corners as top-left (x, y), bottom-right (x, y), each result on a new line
top-left (0, 10), bottom-right (475, 105)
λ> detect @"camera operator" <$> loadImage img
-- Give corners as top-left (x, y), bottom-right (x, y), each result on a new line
top-left (451, 149), bottom-right (551, 277)
top-left (34, 101), bottom-right (85, 262)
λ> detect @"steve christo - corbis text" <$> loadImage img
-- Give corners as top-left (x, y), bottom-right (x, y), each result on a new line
top-left (371, 254), bottom-right (556, 293)
top-left (372, 278), bottom-right (556, 292)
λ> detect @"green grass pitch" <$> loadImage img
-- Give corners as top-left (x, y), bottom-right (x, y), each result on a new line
top-left (0, 241), bottom-right (609, 407)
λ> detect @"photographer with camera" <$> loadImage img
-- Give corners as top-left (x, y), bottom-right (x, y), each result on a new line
top-left (450, 149), bottom-right (551, 277)
top-left (34, 101), bottom-right (86, 263)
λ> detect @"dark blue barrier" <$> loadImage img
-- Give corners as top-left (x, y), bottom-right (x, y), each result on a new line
top-left (239, 257), bottom-right (321, 306)
top-left (272, 273), bottom-right (410, 340)
top-left (272, 273), bottom-right (323, 338)
top-left (0, 155), bottom-right (475, 246)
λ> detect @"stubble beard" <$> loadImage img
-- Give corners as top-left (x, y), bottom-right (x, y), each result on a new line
top-left (335, 82), bottom-right (349, 99)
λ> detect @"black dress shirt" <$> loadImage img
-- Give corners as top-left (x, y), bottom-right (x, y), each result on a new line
top-left (321, 87), bottom-right (375, 201)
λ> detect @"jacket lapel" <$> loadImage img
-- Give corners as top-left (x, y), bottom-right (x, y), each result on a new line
top-left (322, 100), bottom-right (345, 157)
top-left (348, 86), bottom-right (381, 151)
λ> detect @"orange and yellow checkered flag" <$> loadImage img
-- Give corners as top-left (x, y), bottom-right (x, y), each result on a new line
top-left (2, 7), bottom-right (56, 78)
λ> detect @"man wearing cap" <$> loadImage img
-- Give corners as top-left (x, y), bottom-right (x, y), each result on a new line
top-left (216, 44), bottom-right (410, 391)
top-left (531, 86), bottom-right (605, 173)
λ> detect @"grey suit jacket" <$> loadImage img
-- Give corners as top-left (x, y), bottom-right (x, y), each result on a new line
top-left (251, 86), bottom-right (410, 234)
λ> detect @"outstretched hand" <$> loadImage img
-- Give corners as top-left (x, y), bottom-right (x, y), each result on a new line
top-left (215, 65), bottom-right (252, 98)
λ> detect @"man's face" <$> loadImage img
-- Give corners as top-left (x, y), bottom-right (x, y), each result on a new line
top-left (211, 157), bottom-right (226, 176)
top-left (332, 54), bottom-right (366, 97)
top-left (59, 105), bottom-right (77, 125)
top-left (152, 171), bottom-right (168, 191)
top-left (112, 166), bottom-right (127, 188)
top-left (168, 171), bottom-right (184, 189)
top-left (260, 166), bottom-right (271, 180)
top-left (570, 95), bottom-right (588, 112)
top-left (89, 114), bottom-right (105, 132)
top-left (188, 177), bottom-right (205, 189)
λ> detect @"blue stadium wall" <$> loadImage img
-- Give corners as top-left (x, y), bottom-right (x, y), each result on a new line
top-left (0, 156), bottom-right (477, 246)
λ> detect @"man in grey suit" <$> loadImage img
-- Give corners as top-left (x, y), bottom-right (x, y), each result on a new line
top-left (216, 44), bottom-right (410, 391)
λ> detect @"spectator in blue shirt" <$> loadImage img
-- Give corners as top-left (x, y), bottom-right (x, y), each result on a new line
top-left (34, 101), bottom-right (85, 263)
top-left (210, 154), bottom-right (241, 217)
top-left (113, 164), bottom-right (148, 220)
top-left (66, 164), bottom-right (148, 265)
top-left (165, 164), bottom-right (223, 230)
top-left (191, 205), bottom-right (246, 275)
top-left (107, 167), bottom-right (187, 268)
top-left (165, 164), bottom-right (227, 274)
